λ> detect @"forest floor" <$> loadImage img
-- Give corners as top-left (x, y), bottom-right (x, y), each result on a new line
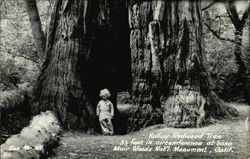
top-left (49, 103), bottom-right (250, 159)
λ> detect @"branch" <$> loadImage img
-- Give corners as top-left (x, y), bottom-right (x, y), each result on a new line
top-left (5, 51), bottom-right (39, 64)
top-left (204, 22), bottom-right (236, 44)
top-left (225, 0), bottom-right (241, 28)
top-left (2, 14), bottom-right (19, 30)
top-left (202, 1), bottom-right (216, 11)
top-left (209, 15), bottom-right (229, 24)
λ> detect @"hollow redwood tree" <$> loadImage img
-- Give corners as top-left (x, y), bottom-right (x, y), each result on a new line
top-left (127, 0), bottom-right (239, 131)
top-left (31, 0), bottom-right (238, 132)
top-left (31, 0), bottom-right (130, 131)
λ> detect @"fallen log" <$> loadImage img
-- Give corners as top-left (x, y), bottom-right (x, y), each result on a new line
top-left (1, 111), bottom-right (61, 159)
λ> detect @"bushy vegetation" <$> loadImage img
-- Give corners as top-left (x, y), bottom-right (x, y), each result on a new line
top-left (0, 0), bottom-right (50, 92)
top-left (0, 0), bottom-right (51, 144)
top-left (203, 2), bottom-right (249, 102)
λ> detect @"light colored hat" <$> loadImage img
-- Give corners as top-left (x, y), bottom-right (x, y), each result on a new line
top-left (99, 89), bottom-right (111, 98)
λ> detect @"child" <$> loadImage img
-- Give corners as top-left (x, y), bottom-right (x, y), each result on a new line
top-left (96, 89), bottom-right (114, 135)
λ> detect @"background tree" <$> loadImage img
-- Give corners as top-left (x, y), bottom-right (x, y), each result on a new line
top-left (203, 1), bottom-right (249, 103)
top-left (24, 0), bottom-right (46, 60)
top-left (225, 0), bottom-right (249, 76)
top-left (226, 0), bottom-right (249, 103)
top-left (0, 0), bottom-right (50, 141)
top-left (0, 0), bottom-right (50, 90)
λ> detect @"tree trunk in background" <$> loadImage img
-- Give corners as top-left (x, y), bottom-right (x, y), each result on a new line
top-left (234, 29), bottom-right (246, 75)
top-left (24, 0), bottom-right (46, 60)
top-left (226, 0), bottom-right (249, 102)
top-left (32, 0), bottom-right (130, 131)
top-left (226, 0), bottom-right (248, 76)
top-left (127, 0), bottom-right (239, 132)
top-left (233, 28), bottom-right (248, 102)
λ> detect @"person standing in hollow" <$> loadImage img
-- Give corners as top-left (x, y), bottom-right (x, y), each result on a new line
top-left (96, 89), bottom-right (114, 135)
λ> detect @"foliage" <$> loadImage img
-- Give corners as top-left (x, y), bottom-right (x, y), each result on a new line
top-left (0, 83), bottom-right (32, 110)
top-left (0, 0), bottom-right (51, 91)
top-left (203, 2), bottom-right (249, 102)
top-left (0, 55), bottom-right (38, 91)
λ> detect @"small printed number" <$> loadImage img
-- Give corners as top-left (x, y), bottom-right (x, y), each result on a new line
top-left (35, 145), bottom-right (43, 150)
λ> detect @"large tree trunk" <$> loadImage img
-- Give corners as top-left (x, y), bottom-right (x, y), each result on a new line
top-left (24, 0), bottom-right (46, 60)
top-left (32, 0), bottom-right (130, 131)
top-left (127, 0), bottom-right (238, 131)
top-left (31, 0), bottom-right (239, 132)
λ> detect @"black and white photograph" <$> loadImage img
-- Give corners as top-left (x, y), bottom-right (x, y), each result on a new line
top-left (0, 0), bottom-right (249, 158)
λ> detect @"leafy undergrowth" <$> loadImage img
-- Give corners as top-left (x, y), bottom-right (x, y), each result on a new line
top-left (50, 103), bottom-right (249, 159)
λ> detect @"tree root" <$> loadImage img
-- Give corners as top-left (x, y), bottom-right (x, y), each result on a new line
top-left (127, 104), bottom-right (162, 132)
top-left (208, 91), bottom-right (239, 118)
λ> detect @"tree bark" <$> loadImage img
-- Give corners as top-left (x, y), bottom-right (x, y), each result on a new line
top-left (127, 0), bottom-right (239, 131)
top-left (24, 0), bottom-right (46, 60)
top-left (31, 0), bottom-right (240, 132)
top-left (225, 0), bottom-right (248, 76)
top-left (234, 29), bottom-right (246, 75)
top-left (32, 0), bottom-right (130, 131)
top-left (226, 0), bottom-right (249, 102)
